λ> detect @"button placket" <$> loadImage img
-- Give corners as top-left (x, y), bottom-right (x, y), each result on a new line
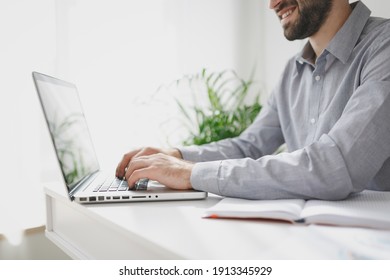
top-left (307, 57), bottom-right (326, 142)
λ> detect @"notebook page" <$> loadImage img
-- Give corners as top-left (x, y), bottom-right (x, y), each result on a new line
top-left (204, 198), bottom-right (305, 222)
top-left (300, 190), bottom-right (390, 229)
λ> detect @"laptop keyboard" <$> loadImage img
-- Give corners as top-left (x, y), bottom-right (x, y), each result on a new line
top-left (93, 176), bottom-right (129, 192)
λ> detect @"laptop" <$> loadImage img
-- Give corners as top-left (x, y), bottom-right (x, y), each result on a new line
top-left (32, 72), bottom-right (207, 204)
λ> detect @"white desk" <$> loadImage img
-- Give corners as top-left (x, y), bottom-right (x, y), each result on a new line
top-left (44, 182), bottom-right (390, 259)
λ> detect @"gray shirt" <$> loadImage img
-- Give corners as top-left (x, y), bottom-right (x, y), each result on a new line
top-left (179, 1), bottom-right (390, 200)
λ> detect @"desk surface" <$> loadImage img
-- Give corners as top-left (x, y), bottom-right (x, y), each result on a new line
top-left (44, 182), bottom-right (390, 259)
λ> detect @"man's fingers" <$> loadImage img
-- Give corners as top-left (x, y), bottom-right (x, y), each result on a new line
top-left (126, 157), bottom-right (160, 188)
top-left (125, 155), bottom-right (152, 181)
top-left (127, 153), bottom-right (193, 190)
top-left (127, 168), bottom-right (154, 188)
top-left (116, 149), bottom-right (192, 191)
top-left (116, 150), bottom-right (140, 178)
top-left (116, 147), bottom-right (179, 179)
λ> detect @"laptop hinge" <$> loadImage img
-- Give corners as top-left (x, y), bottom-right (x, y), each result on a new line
top-left (68, 170), bottom-right (100, 199)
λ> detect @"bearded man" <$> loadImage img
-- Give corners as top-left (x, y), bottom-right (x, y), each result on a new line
top-left (117, 1), bottom-right (390, 200)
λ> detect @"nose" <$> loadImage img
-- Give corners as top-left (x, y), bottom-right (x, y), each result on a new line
top-left (269, 0), bottom-right (282, 9)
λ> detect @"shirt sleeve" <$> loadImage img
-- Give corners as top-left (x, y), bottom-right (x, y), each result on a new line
top-left (187, 28), bottom-right (390, 201)
top-left (179, 93), bottom-right (285, 162)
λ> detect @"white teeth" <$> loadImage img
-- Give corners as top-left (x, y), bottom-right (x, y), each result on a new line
top-left (282, 10), bottom-right (293, 19)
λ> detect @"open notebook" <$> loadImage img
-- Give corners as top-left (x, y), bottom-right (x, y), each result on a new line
top-left (204, 190), bottom-right (390, 230)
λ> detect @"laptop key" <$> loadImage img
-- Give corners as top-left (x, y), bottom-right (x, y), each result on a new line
top-left (118, 185), bottom-right (129, 191)
top-left (99, 186), bottom-right (110, 192)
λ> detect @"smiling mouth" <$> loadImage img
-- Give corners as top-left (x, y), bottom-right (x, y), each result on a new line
top-left (282, 9), bottom-right (293, 19)
top-left (278, 6), bottom-right (297, 23)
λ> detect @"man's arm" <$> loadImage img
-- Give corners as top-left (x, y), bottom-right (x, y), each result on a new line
top-left (115, 94), bottom-right (285, 190)
top-left (179, 94), bottom-right (285, 162)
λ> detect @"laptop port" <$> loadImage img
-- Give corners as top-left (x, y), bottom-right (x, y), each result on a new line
top-left (122, 196), bottom-right (130, 199)
top-left (89, 197), bottom-right (97, 202)
top-left (80, 197), bottom-right (87, 202)
top-left (98, 196), bottom-right (104, 201)
top-left (113, 196), bottom-right (120, 200)
top-left (132, 196), bottom-right (146, 199)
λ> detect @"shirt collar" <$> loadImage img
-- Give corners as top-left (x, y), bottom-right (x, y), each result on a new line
top-left (327, 1), bottom-right (371, 64)
top-left (295, 1), bottom-right (371, 69)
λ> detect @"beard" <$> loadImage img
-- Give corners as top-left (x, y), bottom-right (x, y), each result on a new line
top-left (281, 0), bottom-right (333, 41)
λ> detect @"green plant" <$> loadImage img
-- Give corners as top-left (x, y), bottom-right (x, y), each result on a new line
top-left (174, 68), bottom-right (262, 146)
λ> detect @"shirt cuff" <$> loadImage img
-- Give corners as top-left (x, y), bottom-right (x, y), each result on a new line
top-left (190, 161), bottom-right (222, 195)
top-left (178, 145), bottom-right (204, 162)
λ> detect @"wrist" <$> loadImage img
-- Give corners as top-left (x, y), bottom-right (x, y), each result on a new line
top-left (169, 148), bottom-right (183, 159)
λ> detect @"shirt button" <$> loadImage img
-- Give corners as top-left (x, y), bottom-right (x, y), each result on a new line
top-left (310, 118), bottom-right (316, 124)
top-left (315, 75), bottom-right (321, 81)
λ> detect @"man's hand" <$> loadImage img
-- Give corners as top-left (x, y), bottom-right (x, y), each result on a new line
top-left (115, 147), bottom-right (193, 190)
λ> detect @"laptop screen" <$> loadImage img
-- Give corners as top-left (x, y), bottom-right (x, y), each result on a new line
top-left (33, 72), bottom-right (100, 192)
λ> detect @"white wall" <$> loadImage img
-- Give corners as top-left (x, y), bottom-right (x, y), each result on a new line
top-left (0, 0), bottom-right (56, 242)
top-left (362, 0), bottom-right (390, 18)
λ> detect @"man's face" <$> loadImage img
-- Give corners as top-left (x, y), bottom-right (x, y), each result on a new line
top-left (270, 0), bottom-right (333, 40)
